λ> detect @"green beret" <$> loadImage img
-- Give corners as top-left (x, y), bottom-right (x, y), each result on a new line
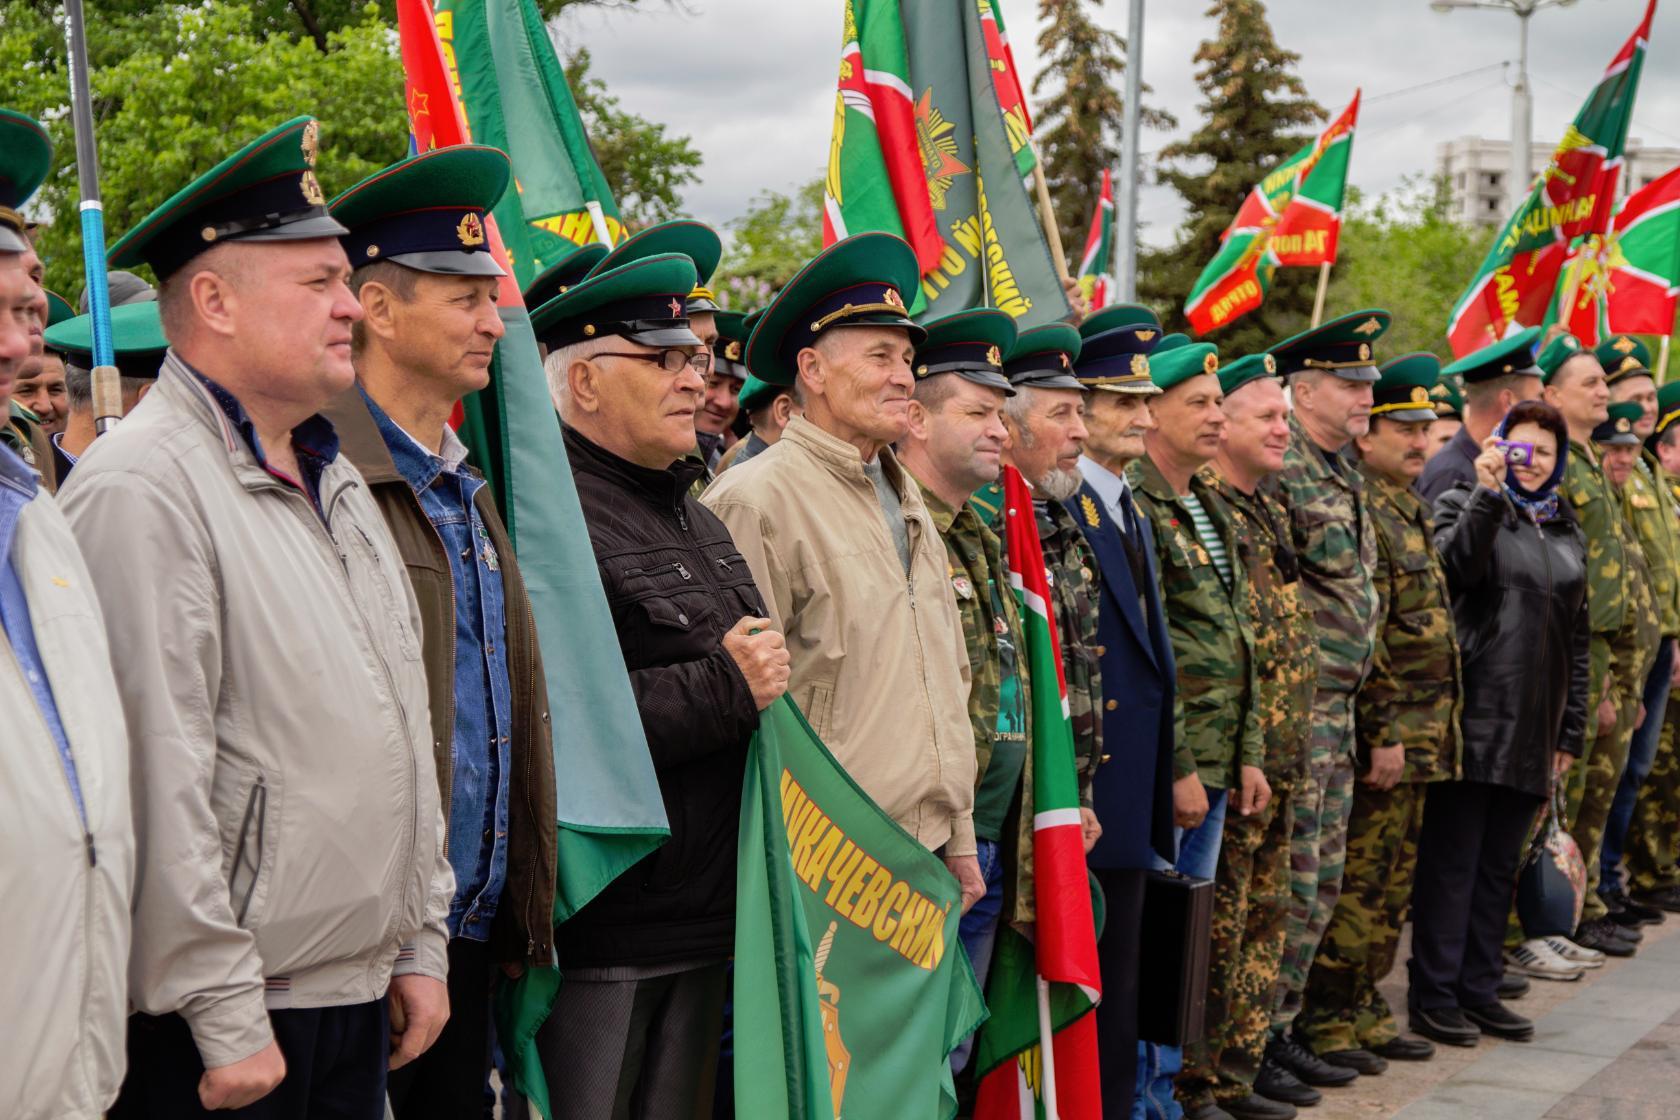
top-left (1538, 332), bottom-right (1595, 382)
top-left (1150, 341), bottom-right (1220, 392)
top-left (1593, 400), bottom-right (1643, 446)
top-left (0, 108), bottom-right (49, 252)
top-left (1597, 334), bottom-right (1654, 385)
top-left (529, 252), bottom-right (701, 350)
top-left (1271, 309), bottom-right (1390, 382)
top-left (914, 307), bottom-right (1015, 395)
top-left (1218, 352), bottom-right (1279, 398)
top-left (1370, 352), bottom-right (1440, 423)
top-left (43, 301), bottom-right (170, 380)
top-left (587, 219), bottom-right (724, 314)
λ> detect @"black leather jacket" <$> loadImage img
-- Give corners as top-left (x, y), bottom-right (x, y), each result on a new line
top-left (559, 424), bottom-right (764, 967)
top-left (1433, 484), bottom-right (1590, 797)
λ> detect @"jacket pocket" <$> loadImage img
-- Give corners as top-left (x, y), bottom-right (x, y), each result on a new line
top-left (802, 680), bottom-right (837, 740)
top-left (227, 774), bottom-right (271, 928)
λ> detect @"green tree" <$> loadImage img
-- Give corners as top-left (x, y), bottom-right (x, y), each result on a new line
top-left (715, 179), bottom-right (824, 310)
top-left (1138, 0), bottom-right (1324, 354)
top-left (565, 47), bottom-right (700, 228)
top-left (1031, 0), bottom-right (1172, 266)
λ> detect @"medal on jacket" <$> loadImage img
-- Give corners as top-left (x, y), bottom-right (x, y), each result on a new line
top-left (477, 523), bottom-right (500, 571)
top-left (951, 573), bottom-right (973, 600)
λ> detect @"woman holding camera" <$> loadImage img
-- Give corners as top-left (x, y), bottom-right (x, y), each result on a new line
top-left (1407, 399), bottom-right (1588, 1048)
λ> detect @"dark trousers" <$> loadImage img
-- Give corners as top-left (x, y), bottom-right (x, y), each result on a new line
top-left (536, 961), bottom-right (728, 1120)
top-left (1093, 866), bottom-right (1148, 1120)
top-left (110, 1000), bottom-right (389, 1120)
top-left (387, 938), bottom-right (494, 1119)
top-left (1604, 637), bottom-right (1676, 892)
top-left (1408, 780), bottom-right (1543, 1012)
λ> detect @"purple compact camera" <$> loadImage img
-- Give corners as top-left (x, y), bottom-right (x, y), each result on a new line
top-left (1495, 440), bottom-right (1534, 466)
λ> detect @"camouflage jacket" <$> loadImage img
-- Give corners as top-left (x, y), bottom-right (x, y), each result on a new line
top-left (1128, 454), bottom-right (1260, 790)
top-left (1624, 452), bottom-right (1680, 639)
top-left (1607, 484), bottom-right (1661, 704)
top-left (1563, 440), bottom-right (1630, 640)
top-left (1277, 415), bottom-right (1378, 695)
top-left (1353, 465), bottom-right (1463, 784)
top-left (1205, 467), bottom-right (1317, 789)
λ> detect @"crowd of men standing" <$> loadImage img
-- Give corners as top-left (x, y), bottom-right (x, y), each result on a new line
top-left (6, 106), bottom-right (1680, 1120)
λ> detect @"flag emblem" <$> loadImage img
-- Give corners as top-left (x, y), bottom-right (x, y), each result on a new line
top-left (914, 90), bottom-right (971, 210)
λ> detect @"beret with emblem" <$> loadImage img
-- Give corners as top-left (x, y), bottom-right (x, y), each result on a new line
top-left (1370, 352), bottom-right (1440, 424)
top-left (330, 145), bottom-right (510, 278)
top-left (529, 252), bottom-right (701, 350)
top-left (1430, 377), bottom-right (1463, 419)
top-left (1005, 322), bottom-right (1082, 391)
top-left (1149, 340), bottom-right (1220, 393)
top-left (1537, 332), bottom-right (1589, 383)
top-left (744, 232), bottom-right (924, 387)
top-left (1218, 352), bottom-right (1279, 398)
top-left (523, 243), bottom-right (610, 310)
top-left (1593, 400), bottom-right (1643, 446)
top-left (1441, 325), bottom-right (1543, 384)
top-left (45, 300), bottom-right (170, 380)
top-left (1269, 309), bottom-right (1389, 382)
top-left (587, 219), bottom-right (724, 314)
top-left (0, 108), bottom-right (49, 252)
top-left (1075, 320), bottom-right (1161, 395)
top-left (110, 116), bottom-right (348, 279)
top-left (1653, 380), bottom-right (1680, 438)
top-left (713, 309), bottom-right (751, 381)
top-left (1595, 334), bottom-right (1654, 385)
top-left (914, 307), bottom-right (1016, 396)
top-left (1078, 302), bottom-right (1160, 343)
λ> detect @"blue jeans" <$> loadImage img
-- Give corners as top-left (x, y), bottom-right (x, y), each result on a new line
top-left (1602, 637), bottom-right (1674, 894)
top-left (952, 839), bottom-right (1007, 1072)
top-left (1135, 789), bottom-right (1229, 1120)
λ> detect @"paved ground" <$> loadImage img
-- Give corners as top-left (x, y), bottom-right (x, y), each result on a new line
top-left (1310, 916), bottom-right (1680, 1120)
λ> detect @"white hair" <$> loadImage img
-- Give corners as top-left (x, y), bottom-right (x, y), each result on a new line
top-left (544, 336), bottom-right (610, 418)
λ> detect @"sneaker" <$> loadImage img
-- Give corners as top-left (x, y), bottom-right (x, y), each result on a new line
top-left (1540, 935), bottom-right (1606, 969)
top-left (1253, 1058), bottom-right (1322, 1107)
top-left (1574, 918), bottom-right (1637, 957)
top-left (1267, 1034), bottom-right (1358, 1087)
top-left (1504, 941), bottom-right (1585, 981)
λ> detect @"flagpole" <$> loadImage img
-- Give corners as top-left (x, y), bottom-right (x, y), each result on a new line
top-left (1310, 261), bottom-right (1331, 328)
top-left (62, 0), bottom-right (122, 433)
top-left (1660, 333), bottom-right (1671, 384)
top-left (1030, 143), bottom-right (1071, 282)
top-left (1036, 976), bottom-right (1062, 1119)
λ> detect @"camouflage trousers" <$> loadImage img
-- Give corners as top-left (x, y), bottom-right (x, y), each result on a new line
top-left (1175, 787), bottom-right (1293, 1108)
top-left (1567, 687), bottom-right (1638, 923)
top-left (1271, 690), bottom-right (1357, 1031)
top-left (1627, 694), bottom-right (1680, 895)
top-left (1295, 780), bottom-right (1427, 1054)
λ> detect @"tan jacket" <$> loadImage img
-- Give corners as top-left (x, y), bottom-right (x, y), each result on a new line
top-left (0, 480), bottom-right (134, 1119)
top-left (60, 357), bottom-right (452, 1070)
top-left (702, 416), bottom-right (977, 855)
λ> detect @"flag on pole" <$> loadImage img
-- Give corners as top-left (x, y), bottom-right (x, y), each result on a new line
top-left (824, 0), bottom-right (1072, 326)
top-left (1183, 90), bottom-right (1361, 335)
top-left (430, 0), bottom-right (622, 288)
top-left (1551, 162), bottom-right (1680, 346)
top-left (979, 0), bottom-right (1036, 177)
top-left (1446, 0), bottom-right (1657, 356)
top-left (396, 6), bottom-right (669, 1114)
top-left (733, 698), bottom-right (987, 1120)
top-left (1077, 169), bottom-right (1117, 311)
top-left (973, 465), bottom-right (1103, 1120)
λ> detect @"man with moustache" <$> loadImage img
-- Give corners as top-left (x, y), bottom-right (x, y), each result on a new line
top-left (1264, 312), bottom-right (1386, 1091)
top-left (1297, 354), bottom-right (1461, 1074)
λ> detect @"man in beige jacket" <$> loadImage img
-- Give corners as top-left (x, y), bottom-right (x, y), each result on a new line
top-left (702, 233), bottom-right (983, 911)
top-left (61, 118), bottom-right (454, 1120)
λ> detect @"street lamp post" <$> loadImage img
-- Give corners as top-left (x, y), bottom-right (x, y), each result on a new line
top-left (1429, 0), bottom-right (1576, 215)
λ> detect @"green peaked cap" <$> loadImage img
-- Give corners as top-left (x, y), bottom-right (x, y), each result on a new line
top-left (1078, 303), bottom-right (1160, 342)
top-left (737, 374), bottom-right (786, 413)
top-left (44, 290), bottom-right (73, 328)
top-left (0, 108), bottom-right (50, 251)
top-left (1270, 309), bottom-right (1390, 382)
top-left (1005, 322), bottom-right (1082, 391)
top-left (329, 144), bottom-right (510, 278)
top-left (1596, 334), bottom-right (1654, 384)
top-left (524, 243), bottom-right (610, 309)
top-left (109, 116), bottom-right (348, 279)
top-left (1430, 377), bottom-right (1464, 418)
top-left (1654, 380), bottom-right (1680, 437)
top-left (1441, 325), bottom-right (1542, 383)
top-left (1218, 352), bottom-right (1280, 398)
top-left (587, 219), bottom-right (723, 313)
top-left (1371, 352), bottom-right (1441, 423)
top-left (1537, 332), bottom-right (1588, 382)
top-left (44, 301), bottom-right (170, 380)
top-left (1150, 341), bottom-right (1220, 392)
top-left (745, 232), bottom-right (924, 386)
top-left (1593, 400), bottom-right (1643, 445)
top-left (714, 309), bottom-right (751, 379)
top-left (529, 252), bottom-right (701, 350)
top-left (914, 307), bottom-right (1016, 395)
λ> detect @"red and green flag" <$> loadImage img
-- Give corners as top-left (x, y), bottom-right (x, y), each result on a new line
top-left (974, 465), bottom-right (1103, 1120)
top-left (824, 0), bottom-right (1071, 325)
top-left (1447, 0), bottom-right (1656, 356)
top-left (979, 0), bottom-right (1036, 178)
top-left (1184, 90), bottom-right (1360, 335)
top-left (396, 6), bottom-right (669, 1115)
top-left (1077, 169), bottom-right (1116, 311)
top-left (1551, 162), bottom-right (1680, 346)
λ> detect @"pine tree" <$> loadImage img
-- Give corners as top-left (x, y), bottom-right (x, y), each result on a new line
top-left (1031, 0), bottom-right (1173, 266)
top-left (1139, 0), bottom-right (1323, 352)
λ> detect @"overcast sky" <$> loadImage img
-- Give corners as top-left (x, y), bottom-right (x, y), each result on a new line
top-left (554, 0), bottom-right (1680, 249)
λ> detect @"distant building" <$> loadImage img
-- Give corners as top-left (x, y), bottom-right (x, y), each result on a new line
top-left (1436, 136), bottom-right (1680, 226)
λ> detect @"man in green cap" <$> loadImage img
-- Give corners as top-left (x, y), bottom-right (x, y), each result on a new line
top-left (13, 288), bottom-right (70, 436)
top-left (1265, 310), bottom-right (1384, 1092)
top-left (1596, 334), bottom-right (1680, 929)
top-left (1184, 352), bottom-right (1318, 1118)
top-left (0, 109), bottom-right (57, 485)
top-left (1419, 328), bottom-right (1545, 504)
top-left (42, 298), bottom-right (165, 482)
top-left (318, 145), bottom-right (561, 1116)
top-left (1424, 377), bottom-right (1463, 463)
top-left (703, 233), bottom-right (984, 910)
top-left (62, 117), bottom-right (455, 1118)
top-left (716, 370), bottom-right (799, 474)
top-left (1297, 353), bottom-right (1461, 1072)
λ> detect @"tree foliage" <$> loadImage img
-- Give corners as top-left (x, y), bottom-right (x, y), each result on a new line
top-left (715, 178), bottom-right (824, 311)
top-left (1031, 0), bottom-right (1172, 266)
top-left (1137, 0), bottom-right (1324, 354)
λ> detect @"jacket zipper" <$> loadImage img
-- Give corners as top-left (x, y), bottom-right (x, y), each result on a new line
top-left (1535, 513), bottom-right (1554, 755)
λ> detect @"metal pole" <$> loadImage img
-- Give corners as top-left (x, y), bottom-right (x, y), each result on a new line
top-left (1116, 0), bottom-right (1144, 302)
top-left (1036, 976), bottom-right (1061, 1119)
top-left (62, 0), bottom-right (122, 433)
top-left (1311, 261), bottom-right (1331, 328)
top-left (1510, 7), bottom-right (1533, 216)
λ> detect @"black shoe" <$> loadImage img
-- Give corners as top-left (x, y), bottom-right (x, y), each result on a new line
top-left (1603, 889), bottom-right (1664, 926)
top-left (1321, 1048), bottom-right (1387, 1075)
top-left (1575, 918), bottom-right (1638, 956)
top-left (1613, 919), bottom-right (1644, 944)
top-left (1222, 1093), bottom-right (1299, 1120)
top-left (1267, 1034), bottom-right (1358, 1087)
top-left (1254, 1058), bottom-right (1323, 1107)
top-left (1409, 1006), bottom-right (1481, 1048)
top-left (1369, 1035), bottom-right (1436, 1061)
top-left (1462, 1001), bottom-right (1534, 1041)
top-left (1183, 1104), bottom-right (1237, 1120)
top-left (1497, 971), bottom-right (1531, 1000)
top-left (1632, 885), bottom-right (1680, 913)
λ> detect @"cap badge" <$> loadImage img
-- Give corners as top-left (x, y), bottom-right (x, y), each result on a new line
top-left (1263, 353), bottom-right (1277, 374)
top-left (1618, 417), bottom-right (1632, 433)
top-left (1130, 354), bottom-right (1149, 376)
top-left (1136, 329), bottom-right (1156, 342)
top-left (456, 213), bottom-right (486, 247)
top-left (1353, 318), bottom-right (1382, 336)
top-left (298, 121), bottom-right (325, 205)
top-left (300, 170), bottom-right (325, 206)
top-left (985, 345), bottom-right (1002, 367)
top-left (1060, 352), bottom-right (1071, 369)
top-left (1411, 386), bottom-right (1430, 403)
top-left (1563, 336), bottom-right (1579, 350)
top-left (1614, 336), bottom-right (1637, 354)
top-left (1203, 352), bottom-right (1219, 375)
top-left (1358, 343), bottom-right (1371, 361)
top-left (883, 287), bottom-right (906, 311)
top-left (669, 297), bottom-right (683, 317)
top-left (725, 340), bottom-right (743, 361)
top-left (1621, 356), bottom-right (1640, 373)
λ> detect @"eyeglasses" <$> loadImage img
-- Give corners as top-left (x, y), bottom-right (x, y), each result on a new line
top-left (595, 349), bottom-right (713, 376)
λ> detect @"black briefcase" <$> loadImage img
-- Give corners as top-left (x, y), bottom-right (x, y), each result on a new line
top-left (1137, 869), bottom-right (1214, 1047)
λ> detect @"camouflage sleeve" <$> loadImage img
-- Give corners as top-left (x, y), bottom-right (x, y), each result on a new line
top-left (1589, 636), bottom-right (1613, 720)
top-left (1355, 525), bottom-right (1400, 764)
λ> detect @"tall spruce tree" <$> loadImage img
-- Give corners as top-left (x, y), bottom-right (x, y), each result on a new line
top-left (1032, 0), bottom-right (1172, 266)
top-left (1139, 0), bottom-right (1323, 352)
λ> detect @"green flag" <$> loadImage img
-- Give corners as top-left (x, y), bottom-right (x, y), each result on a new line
top-left (734, 698), bottom-right (987, 1120)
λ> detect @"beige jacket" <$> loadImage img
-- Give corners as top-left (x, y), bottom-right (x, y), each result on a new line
top-left (702, 416), bottom-right (976, 855)
top-left (0, 478), bottom-right (134, 1119)
top-left (60, 357), bottom-right (452, 1070)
